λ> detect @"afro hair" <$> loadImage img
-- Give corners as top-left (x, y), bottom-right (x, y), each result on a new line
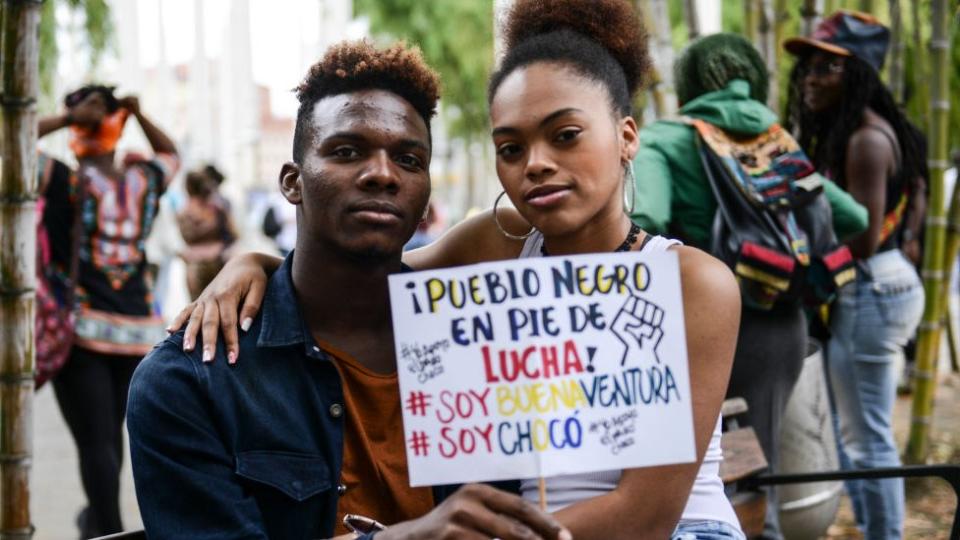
top-left (293, 40), bottom-right (441, 162)
top-left (674, 33), bottom-right (769, 104)
top-left (490, 0), bottom-right (651, 116)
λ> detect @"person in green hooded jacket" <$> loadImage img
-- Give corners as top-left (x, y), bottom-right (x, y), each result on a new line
top-left (631, 33), bottom-right (868, 540)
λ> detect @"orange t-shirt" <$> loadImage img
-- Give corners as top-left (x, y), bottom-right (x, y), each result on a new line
top-left (323, 343), bottom-right (434, 535)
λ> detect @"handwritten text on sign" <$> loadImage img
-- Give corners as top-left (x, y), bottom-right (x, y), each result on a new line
top-left (389, 251), bottom-right (696, 487)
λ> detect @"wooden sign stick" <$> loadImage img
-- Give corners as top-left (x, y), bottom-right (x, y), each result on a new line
top-left (538, 477), bottom-right (547, 511)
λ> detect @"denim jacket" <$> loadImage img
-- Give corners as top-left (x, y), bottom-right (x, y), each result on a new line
top-left (128, 255), bottom-right (507, 539)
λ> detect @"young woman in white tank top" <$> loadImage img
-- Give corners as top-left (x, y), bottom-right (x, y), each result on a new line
top-left (174, 1), bottom-right (745, 538)
top-left (518, 232), bottom-right (740, 532)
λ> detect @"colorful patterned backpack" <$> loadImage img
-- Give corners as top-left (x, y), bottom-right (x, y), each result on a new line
top-left (689, 118), bottom-right (856, 310)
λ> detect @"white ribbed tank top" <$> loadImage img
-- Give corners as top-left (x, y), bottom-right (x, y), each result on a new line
top-left (517, 230), bottom-right (741, 530)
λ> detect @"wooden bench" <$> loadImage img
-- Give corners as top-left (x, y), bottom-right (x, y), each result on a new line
top-left (719, 397), bottom-right (960, 539)
top-left (719, 397), bottom-right (769, 537)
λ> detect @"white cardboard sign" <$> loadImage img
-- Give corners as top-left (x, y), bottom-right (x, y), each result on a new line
top-left (389, 251), bottom-right (696, 487)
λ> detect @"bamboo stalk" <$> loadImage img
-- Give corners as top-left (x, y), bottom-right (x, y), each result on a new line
top-left (0, 0), bottom-right (40, 537)
top-left (683, 0), bottom-right (700, 41)
top-left (744, 0), bottom-right (759, 45)
top-left (906, 0), bottom-right (954, 463)
top-left (801, 0), bottom-right (823, 36)
top-left (945, 307), bottom-right (959, 373)
top-left (888, 0), bottom-right (905, 104)
top-left (909, 0), bottom-right (929, 133)
top-left (936, 165), bottom-right (960, 374)
top-left (771, 0), bottom-right (790, 111)
top-left (758, 0), bottom-right (777, 111)
top-left (641, 0), bottom-right (678, 118)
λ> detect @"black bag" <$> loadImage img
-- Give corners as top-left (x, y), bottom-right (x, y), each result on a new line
top-left (689, 118), bottom-right (855, 310)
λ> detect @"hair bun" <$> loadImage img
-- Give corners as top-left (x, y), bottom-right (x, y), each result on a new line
top-left (502, 0), bottom-right (649, 95)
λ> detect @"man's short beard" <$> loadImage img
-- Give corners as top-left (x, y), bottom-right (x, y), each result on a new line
top-left (336, 242), bottom-right (400, 264)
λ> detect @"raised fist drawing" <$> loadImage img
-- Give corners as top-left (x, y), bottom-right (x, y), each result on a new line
top-left (610, 295), bottom-right (664, 366)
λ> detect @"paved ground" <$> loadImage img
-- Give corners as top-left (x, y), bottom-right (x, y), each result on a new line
top-left (823, 372), bottom-right (960, 539)
top-left (32, 385), bottom-right (141, 540)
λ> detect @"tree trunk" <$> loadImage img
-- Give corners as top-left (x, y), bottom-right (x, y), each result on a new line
top-left (0, 0), bottom-right (41, 537)
top-left (683, 0), bottom-right (700, 40)
top-left (758, 0), bottom-right (777, 110)
top-left (641, 0), bottom-right (678, 118)
top-left (801, 0), bottom-right (823, 36)
top-left (906, 0), bottom-right (954, 463)
top-left (888, 0), bottom-right (905, 104)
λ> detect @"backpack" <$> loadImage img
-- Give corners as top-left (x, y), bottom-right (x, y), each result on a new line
top-left (35, 155), bottom-right (83, 388)
top-left (689, 118), bottom-right (855, 310)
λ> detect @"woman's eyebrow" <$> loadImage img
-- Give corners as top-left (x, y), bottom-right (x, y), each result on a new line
top-left (491, 107), bottom-right (584, 137)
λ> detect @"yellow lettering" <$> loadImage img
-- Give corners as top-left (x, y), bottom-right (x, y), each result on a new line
top-left (427, 279), bottom-right (445, 313)
top-left (577, 266), bottom-right (592, 295)
top-left (634, 263), bottom-right (650, 291)
top-left (595, 264), bottom-right (613, 293)
top-left (469, 275), bottom-right (484, 305)
top-left (615, 266), bottom-right (630, 294)
top-left (532, 419), bottom-right (550, 451)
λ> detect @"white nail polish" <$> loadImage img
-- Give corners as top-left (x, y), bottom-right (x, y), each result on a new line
top-left (241, 318), bottom-right (253, 332)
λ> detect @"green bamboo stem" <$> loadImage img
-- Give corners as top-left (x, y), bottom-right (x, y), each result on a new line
top-left (906, 0), bottom-right (954, 463)
top-left (684, 0), bottom-right (700, 40)
top-left (758, 0), bottom-right (777, 110)
top-left (641, 0), bottom-right (678, 119)
top-left (771, 0), bottom-right (789, 110)
top-left (945, 306), bottom-right (959, 373)
top-left (0, 0), bottom-right (41, 537)
top-left (744, 0), bottom-right (759, 45)
top-left (888, 0), bottom-right (905, 104)
top-left (909, 0), bottom-right (930, 133)
top-left (801, 0), bottom-right (822, 36)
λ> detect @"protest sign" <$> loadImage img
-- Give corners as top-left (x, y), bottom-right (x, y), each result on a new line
top-left (388, 251), bottom-right (696, 487)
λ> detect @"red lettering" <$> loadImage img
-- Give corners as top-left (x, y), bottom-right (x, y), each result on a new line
top-left (541, 345), bottom-right (559, 378)
top-left (501, 349), bottom-right (521, 382)
top-left (455, 393), bottom-right (474, 418)
top-left (483, 343), bottom-right (587, 382)
top-left (435, 391), bottom-right (456, 424)
top-left (439, 427), bottom-right (457, 458)
top-left (469, 388), bottom-right (491, 416)
top-left (475, 423), bottom-right (494, 452)
top-left (563, 340), bottom-right (585, 374)
top-left (520, 346), bottom-right (539, 379)
top-left (459, 429), bottom-right (476, 454)
top-left (482, 346), bottom-right (500, 383)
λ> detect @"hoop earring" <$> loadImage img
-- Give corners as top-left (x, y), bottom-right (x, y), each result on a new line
top-left (623, 161), bottom-right (637, 215)
top-left (493, 191), bottom-right (535, 240)
top-left (419, 202), bottom-right (431, 223)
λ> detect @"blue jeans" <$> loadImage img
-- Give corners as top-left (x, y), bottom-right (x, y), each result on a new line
top-left (827, 250), bottom-right (924, 540)
top-left (671, 520), bottom-right (746, 540)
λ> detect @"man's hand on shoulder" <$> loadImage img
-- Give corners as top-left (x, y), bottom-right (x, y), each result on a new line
top-left (377, 484), bottom-right (572, 540)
